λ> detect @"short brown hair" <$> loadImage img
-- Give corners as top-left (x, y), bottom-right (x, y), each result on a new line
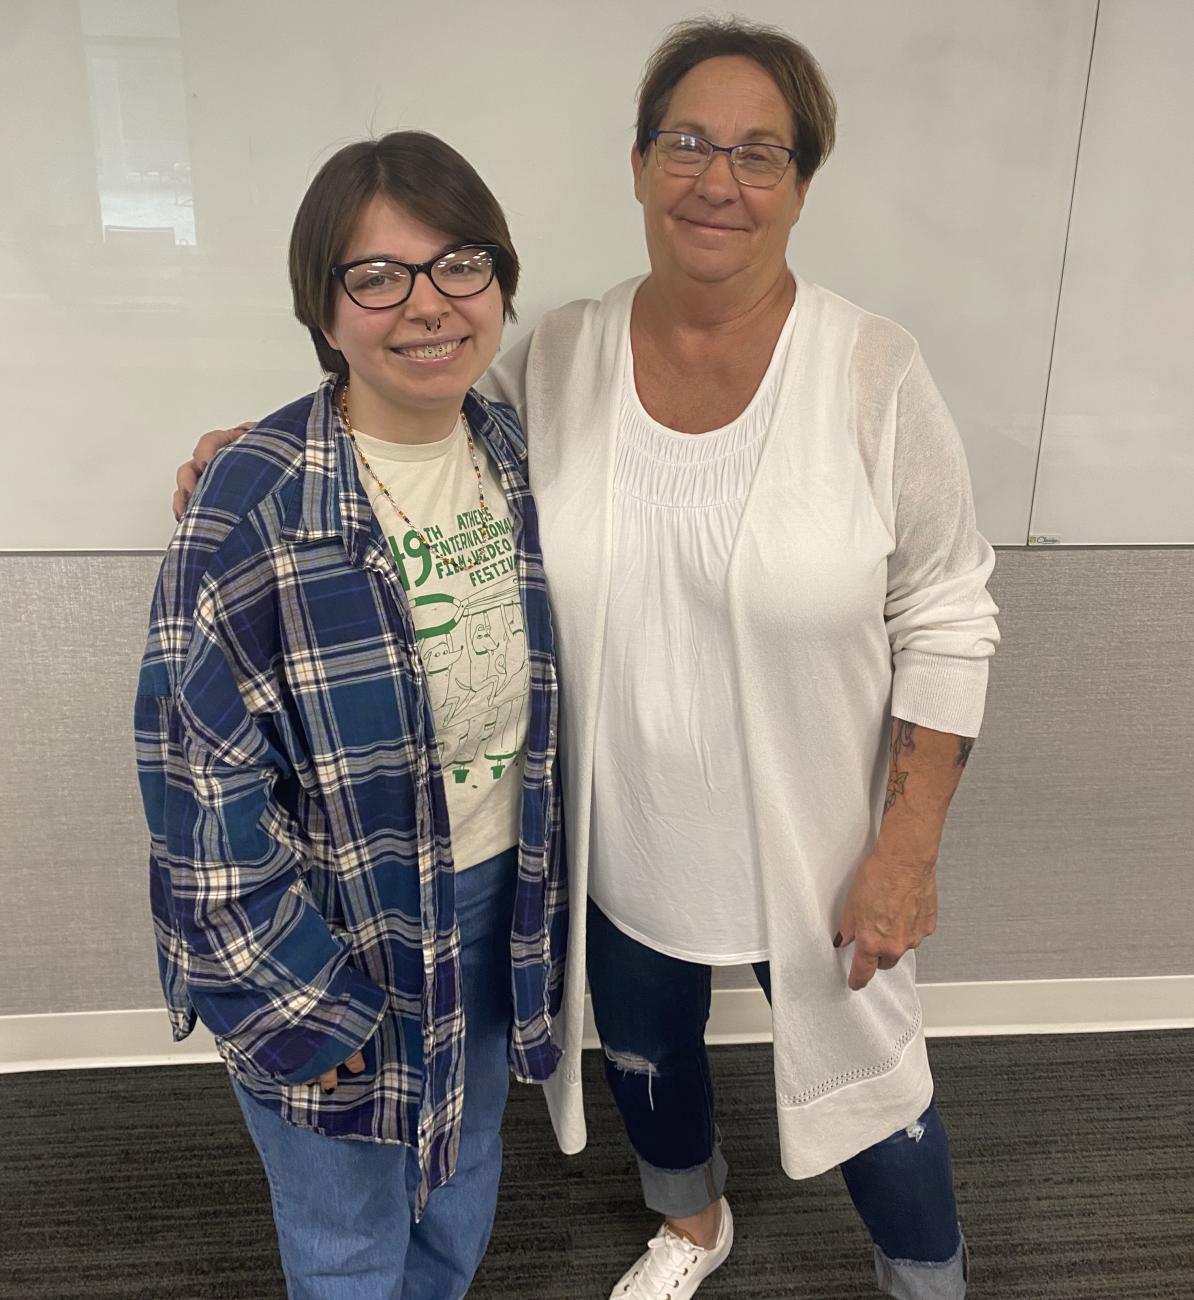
top-left (635, 18), bottom-right (837, 182)
top-left (289, 131), bottom-right (519, 378)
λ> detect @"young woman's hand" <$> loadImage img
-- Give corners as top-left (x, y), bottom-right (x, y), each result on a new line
top-left (306, 1050), bottom-right (366, 1094)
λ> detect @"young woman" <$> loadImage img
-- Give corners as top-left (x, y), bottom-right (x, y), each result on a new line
top-left (135, 131), bottom-right (566, 1300)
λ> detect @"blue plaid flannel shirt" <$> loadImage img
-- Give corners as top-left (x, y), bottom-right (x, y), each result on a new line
top-left (134, 377), bottom-right (566, 1216)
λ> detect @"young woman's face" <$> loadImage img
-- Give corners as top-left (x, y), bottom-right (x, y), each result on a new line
top-left (324, 195), bottom-right (504, 421)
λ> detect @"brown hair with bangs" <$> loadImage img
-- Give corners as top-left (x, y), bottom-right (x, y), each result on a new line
top-left (635, 17), bottom-right (837, 182)
top-left (289, 130), bottom-right (519, 379)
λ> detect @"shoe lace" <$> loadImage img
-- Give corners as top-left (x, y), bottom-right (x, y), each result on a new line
top-left (621, 1227), bottom-right (703, 1299)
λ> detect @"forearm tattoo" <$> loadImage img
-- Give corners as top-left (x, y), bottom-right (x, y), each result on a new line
top-left (885, 720), bottom-right (917, 813)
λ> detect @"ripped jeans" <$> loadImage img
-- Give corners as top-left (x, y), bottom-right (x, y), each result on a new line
top-left (587, 900), bottom-right (967, 1298)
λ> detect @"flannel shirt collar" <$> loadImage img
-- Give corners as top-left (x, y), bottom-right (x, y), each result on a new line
top-left (281, 377), bottom-right (519, 566)
top-left (281, 376), bottom-right (373, 564)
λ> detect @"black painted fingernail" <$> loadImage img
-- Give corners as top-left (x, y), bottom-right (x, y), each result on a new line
top-left (833, 932), bottom-right (842, 948)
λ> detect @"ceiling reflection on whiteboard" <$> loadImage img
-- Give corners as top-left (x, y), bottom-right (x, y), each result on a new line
top-left (81, 0), bottom-right (194, 247)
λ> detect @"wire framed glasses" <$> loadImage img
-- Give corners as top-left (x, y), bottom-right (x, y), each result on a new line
top-left (649, 130), bottom-right (797, 188)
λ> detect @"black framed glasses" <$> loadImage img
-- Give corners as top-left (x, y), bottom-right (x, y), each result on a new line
top-left (331, 243), bottom-right (499, 309)
top-left (649, 130), bottom-right (798, 188)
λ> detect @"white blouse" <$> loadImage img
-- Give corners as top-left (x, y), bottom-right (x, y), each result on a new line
top-left (587, 300), bottom-right (799, 963)
top-left (482, 272), bottom-right (998, 1180)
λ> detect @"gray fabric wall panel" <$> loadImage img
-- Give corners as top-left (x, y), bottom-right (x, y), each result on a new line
top-left (1, 549), bottom-right (1191, 1016)
top-left (2, 555), bottom-right (165, 1015)
top-left (922, 548), bottom-right (1194, 982)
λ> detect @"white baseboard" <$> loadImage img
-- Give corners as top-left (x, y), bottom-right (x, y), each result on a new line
top-left (2, 976), bottom-right (1191, 1074)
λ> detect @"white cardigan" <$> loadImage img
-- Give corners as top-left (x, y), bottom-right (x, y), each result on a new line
top-left (483, 274), bottom-right (999, 1180)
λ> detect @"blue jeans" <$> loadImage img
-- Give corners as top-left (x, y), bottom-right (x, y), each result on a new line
top-left (587, 899), bottom-right (967, 1299)
top-left (232, 848), bottom-right (518, 1300)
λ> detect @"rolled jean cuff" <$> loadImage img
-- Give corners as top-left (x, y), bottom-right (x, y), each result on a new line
top-left (874, 1227), bottom-right (967, 1300)
top-left (636, 1144), bottom-right (728, 1219)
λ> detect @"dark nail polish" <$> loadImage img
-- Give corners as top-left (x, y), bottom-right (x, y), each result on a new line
top-left (833, 932), bottom-right (842, 948)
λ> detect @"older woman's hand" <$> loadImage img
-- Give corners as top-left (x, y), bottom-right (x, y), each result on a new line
top-left (173, 421), bottom-right (257, 518)
top-left (834, 848), bottom-right (938, 991)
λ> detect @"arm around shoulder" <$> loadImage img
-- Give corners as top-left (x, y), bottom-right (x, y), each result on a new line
top-left (478, 331), bottom-right (533, 423)
top-left (174, 420), bottom-right (259, 519)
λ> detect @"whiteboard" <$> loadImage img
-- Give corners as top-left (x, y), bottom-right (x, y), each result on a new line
top-left (0, 0), bottom-right (1097, 549)
top-left (1029, 0), bottom-right (1194, 545)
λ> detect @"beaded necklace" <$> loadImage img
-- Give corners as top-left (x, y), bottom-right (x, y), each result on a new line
top-left (340, 385), bottom-right (490, 574)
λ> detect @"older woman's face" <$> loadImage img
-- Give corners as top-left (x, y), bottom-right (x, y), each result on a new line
top-left (632, 55), bottom-right (810, 290)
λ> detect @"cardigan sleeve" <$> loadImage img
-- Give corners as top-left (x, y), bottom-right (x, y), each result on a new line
top-left (478, 331), bottom-right (533, 425)
top-left (478, 295), bottom-right (603, 443)
top-left (885, 348), bottom-right (1000, 737)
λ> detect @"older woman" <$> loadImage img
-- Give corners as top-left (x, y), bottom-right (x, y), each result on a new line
top-left (175, 19), bottom-right (996, 1300)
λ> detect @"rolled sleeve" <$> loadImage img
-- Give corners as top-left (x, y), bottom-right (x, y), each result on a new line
top-left (139, 585), bottom-right (388, 1083)
top-left (885, 349), bottom-right (1000, 736)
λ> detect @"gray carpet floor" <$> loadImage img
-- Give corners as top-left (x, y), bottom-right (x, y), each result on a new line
top-left (2, 1031), bottom-right (1191, 1299)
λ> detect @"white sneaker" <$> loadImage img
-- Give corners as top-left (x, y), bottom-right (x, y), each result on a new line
top-left (607, 1198), bottom-right (734, 1299)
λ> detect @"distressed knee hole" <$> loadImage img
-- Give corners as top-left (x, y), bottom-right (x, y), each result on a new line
top-left (602, 1045), bottom-right (659, 1077)
top-left (602, 1045), bottom-right (660, 1110)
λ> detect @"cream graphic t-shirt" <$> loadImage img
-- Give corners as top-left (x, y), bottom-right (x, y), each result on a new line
top-left (351, 417), bottom-right (527, 871)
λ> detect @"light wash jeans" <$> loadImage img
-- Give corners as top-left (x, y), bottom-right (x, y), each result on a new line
top-left (587, 898), bottom-right (969, 1299)
top-left (232, 847), bottom-right (518, 1300)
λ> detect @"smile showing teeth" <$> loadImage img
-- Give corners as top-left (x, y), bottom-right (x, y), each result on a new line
top-left (395, 338), bottom-right (463, 361)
